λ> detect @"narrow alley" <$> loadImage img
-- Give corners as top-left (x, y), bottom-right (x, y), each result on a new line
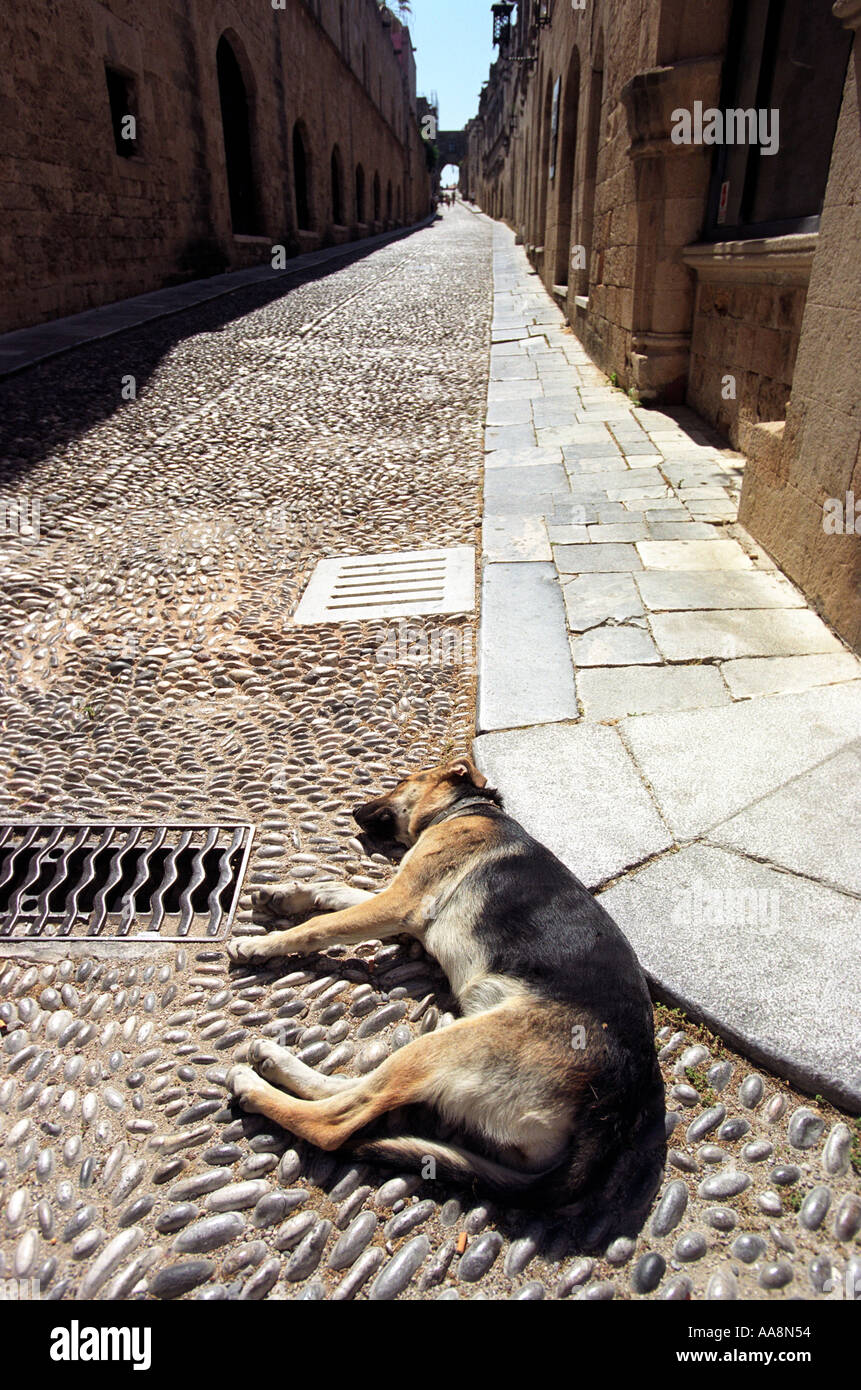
top-left (0, 207), bottom-right (859, 1302)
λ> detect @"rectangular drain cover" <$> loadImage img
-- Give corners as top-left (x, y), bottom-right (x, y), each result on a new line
top-left (0, 823), bottom-right (254, 942)
top-left (292, 546), bottom-right (475, 623)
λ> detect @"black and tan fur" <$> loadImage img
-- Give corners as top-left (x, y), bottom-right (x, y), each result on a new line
top-left (227, 758), bottom-right (664, 1208)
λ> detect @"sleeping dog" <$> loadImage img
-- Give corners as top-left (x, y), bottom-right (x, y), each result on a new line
top-left (227, 757), bottom-right (664, 1207)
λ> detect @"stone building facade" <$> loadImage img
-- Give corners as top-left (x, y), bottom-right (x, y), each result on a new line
top-left (1, 0), bottom-right (432, 334)
top-left (463, 0), bottom-right (860, 650)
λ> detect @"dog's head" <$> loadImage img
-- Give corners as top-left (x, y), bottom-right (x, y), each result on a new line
top-left (353, 757), bottom-right (500, 847)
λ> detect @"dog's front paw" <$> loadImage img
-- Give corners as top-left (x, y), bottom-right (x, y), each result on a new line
top-left (251, 881), bottom-right (318, 922)
top-left (248, 1038), bottom-right (283, 1079)
top-left (227, 1064), bottom-right (264, 1114)
top-left (227, 935), bottom-right (274, 965)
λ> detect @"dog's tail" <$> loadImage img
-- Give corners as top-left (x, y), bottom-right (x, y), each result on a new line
top-left (348, 1136), bottom-right (559, 1193)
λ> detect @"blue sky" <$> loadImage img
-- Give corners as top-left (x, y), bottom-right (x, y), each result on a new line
top-left (406, 0), bottom-right (496, 131)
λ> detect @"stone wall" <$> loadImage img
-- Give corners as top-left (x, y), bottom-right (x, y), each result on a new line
top-left (739, 30), bottom-right (861, 653)
top-left (687, 271), bottom-right (808, 449)
top-left (0, 0), bottom-right (431, 333)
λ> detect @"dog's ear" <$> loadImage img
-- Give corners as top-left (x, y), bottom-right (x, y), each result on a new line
top-left (449, 756), bottom-right (487, 788)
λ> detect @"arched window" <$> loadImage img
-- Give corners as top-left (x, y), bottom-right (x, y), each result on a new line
top-left (331, 145), bottom-right (344, 225)
top-left (293, 123), bottom-right (311, 231)
top-left (355, 164), bottom-right (366, 223)
top-left (216, 35), bottom-right (258, 234)
top-left (373, 171), bottom-right (381, 223)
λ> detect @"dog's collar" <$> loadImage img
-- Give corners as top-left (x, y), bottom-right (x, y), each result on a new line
top-left (421, 795), bottom-right (507, 833)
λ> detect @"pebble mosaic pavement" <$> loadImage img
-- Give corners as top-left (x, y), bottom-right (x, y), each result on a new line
top-left (0, 205), bottom-right (859, 1301)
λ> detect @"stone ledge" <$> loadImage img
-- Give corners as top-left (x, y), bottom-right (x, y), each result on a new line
top-left (683, 233), bottom-right (818, 286)
top-left (740, 418), bottom-right (786, 477)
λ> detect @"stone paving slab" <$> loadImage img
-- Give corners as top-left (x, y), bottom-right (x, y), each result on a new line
top-left (490, 359), bottom-right (539, 380)
top-left (571, 625), bottom-right (661, 667)
top-left (555, 543), bottom-right (644, 573)
top-left (484, 463), bottom-right (568, 505)
top-left (482, 515), bottom-right (551, 562)
top-left (588, 522), bottom-right (651, 543)
top-left (577, 665), bottom-right (731, 720)
top-left (620, 683), bottom-right (861, 838)
top-left (650, 609), bottom-right (845, 661)
top-left (484, 423), bottom-right (539, 451)
top-left (487, 380), bottom-right (545, 403)
top-left (648, 521), bottom-right (720, 540)
top-left (477, 563), bottom-right (577, 731)
top-left (562, 573), bottom-right (644, 631)
top-left (635, 570), bottom-right (806, 612)
top-left (485, 399), bottom-right (535, 426)
top-left (484, 446), bottom-right (562, 469)
top-left (570, 468), bottom-right (668, 496)
top-left (708, 744), bottom-right (861, 896)
top-left (473, 723), bottom-right (672, 887)
top-left (720, 652), bottom-right (861, 698)
top-left (599, 844), bottom-right (861, 1109)
top-left (636, 539), bottom-right (753, 571)
top-left (548, 524), bottom-right (590, 544)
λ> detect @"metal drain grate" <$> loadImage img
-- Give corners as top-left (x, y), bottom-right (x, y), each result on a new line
top-left (0, 823), bottom-right (254, 942)
top-left (292, 546), bottom-right (475, 623)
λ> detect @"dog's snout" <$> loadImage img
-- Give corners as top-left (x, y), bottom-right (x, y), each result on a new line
top-left (353, 800), bottom-right (390, 831)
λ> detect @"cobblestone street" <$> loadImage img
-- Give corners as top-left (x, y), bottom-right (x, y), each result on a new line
top-left (1, 207), bottom-right (859, 1302)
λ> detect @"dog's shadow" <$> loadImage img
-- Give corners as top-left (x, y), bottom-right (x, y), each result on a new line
top-left (224, 1095), bottom-right (665, 1265)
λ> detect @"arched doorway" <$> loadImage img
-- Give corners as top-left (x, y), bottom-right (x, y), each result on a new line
top-left (331, 145), bottom-right (344, 225)
top-left (216, 35), bottom-right (258, 234)
top-left (385, 179), bottom-right (393, 223)
top-left (293, 123), bottom-right (311, 230)
top-left (579, 36), bottom-right (604, 297)
top-left (355, 164), bottom-right (366, 223)
top-left (554, 49), bottom-right (581, 288)
top-left (373, 171), bottom-right (381, 223)
top-left (537, 72), bottom-right (555, 250)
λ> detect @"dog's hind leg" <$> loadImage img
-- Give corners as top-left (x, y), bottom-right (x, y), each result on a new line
top-left (227, 1023), bottom-right (457, 1146)
top-left (228, 1003), bottom-right (573, 1169)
